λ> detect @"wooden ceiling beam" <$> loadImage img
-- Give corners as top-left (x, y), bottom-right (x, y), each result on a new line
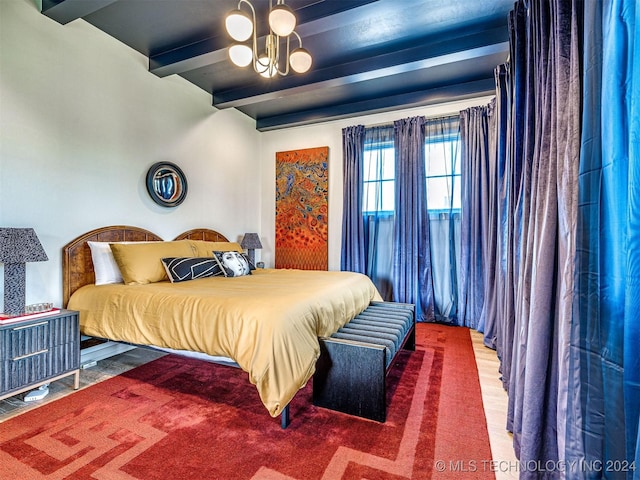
top-left (213, 36), bottom-right (508, 108)
top-left (41, 0), bottom-right (117, 25)
top-left (255, 78), bottom-right (496, 131)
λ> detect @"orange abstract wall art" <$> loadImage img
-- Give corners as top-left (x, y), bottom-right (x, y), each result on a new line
top-left (275, 146), bottom-right (328, 270)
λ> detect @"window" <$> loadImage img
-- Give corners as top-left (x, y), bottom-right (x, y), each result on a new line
top-left (363, 142), bottom-right (395, 213)
top-left (425, 135), bottom-right (461, 212)
top-left (362, 137), bottom-right (461, 213)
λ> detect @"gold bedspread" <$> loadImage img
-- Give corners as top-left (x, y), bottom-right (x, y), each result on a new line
top-left (68, 268), bottom-right (381, 417)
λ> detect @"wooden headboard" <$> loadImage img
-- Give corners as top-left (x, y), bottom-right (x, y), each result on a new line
top-left (173, 228), bottom-right (229, 242)
top-left (62, 226), bottom-right (229, 307)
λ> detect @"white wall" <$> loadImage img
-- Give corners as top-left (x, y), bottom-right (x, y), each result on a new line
top-left (0, 0), bottom-right (261, 308)
top-left (259, 96), bottom-right (494, 270)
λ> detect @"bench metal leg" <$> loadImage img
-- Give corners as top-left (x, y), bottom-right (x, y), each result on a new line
top-left (281, 404), bottom-right (290, 429)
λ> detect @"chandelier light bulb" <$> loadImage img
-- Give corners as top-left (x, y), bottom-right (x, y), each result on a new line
top-left (268, 4), bottom-right (296, 37)
top-left (257, 55), bottom-right (277, 78)
top-left (229, 44), bottom-right (253, 67)
top-left (289, 47), bottom-right (312, 73)
top-left (225, 9), bottom-right (253, 42)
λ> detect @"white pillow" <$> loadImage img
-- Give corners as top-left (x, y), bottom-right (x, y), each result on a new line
top-left (88, 241), bottom-right (123, 285)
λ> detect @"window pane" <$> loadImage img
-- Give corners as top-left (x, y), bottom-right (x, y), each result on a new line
top-left (380, 179), bottom-right (394, 211)
top-left (426, 143), bottom-right (448, 176)
top-left (364, 150), bottom-right (380, 182)
top-left (364, 146), bottom-right (394, 181)
top-left (364, 179), bottom-right (394, 212)
top-left (426, 175), bottom-right (461, 211)
top-left (381, 147), bottom-right (394, 179)
top-left (426, 140), bottom-right (459, 177)
top-left (363, 182), bottom-right (377, 212)
top-left (451, 175), bottom-right (461, 209)
top-left (448, 141), bottom-right (461, 175)
top-left (363, 145), bottom-right (395, 213)
top-left (452, 146), bottom-right (461, 175)
top-left (425, 137), bottom-right (461, 211)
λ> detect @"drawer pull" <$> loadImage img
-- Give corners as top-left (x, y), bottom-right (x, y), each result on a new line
top-left (13, 349), bottom-right (49, 361)
top-left (12, 321), bottom-right (49, 331)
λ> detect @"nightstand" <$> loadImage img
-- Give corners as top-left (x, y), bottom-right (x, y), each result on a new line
top-left (0, 309), bottom-right (80, 401)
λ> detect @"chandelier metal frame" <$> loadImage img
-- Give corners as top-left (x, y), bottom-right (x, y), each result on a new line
top-left (225, 0), bottom-right (312, 78)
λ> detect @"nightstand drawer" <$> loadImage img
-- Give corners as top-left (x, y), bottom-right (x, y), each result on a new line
top-left (0, 310), bottom-right (80, 398)
top-left (6, 321), bottom-right (50, 360)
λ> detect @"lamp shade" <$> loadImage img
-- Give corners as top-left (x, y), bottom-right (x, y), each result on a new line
top-left (225, 9), bottom-right (253, 42)
top-left (289, 47), bottom-right (312, 73)
top-left (241, 233), bottom-right (263, 250)
top-left (1, 228), bottom-right (48, 315)
top-left (0, 228), bottom-right (48, 263)
top-left (229, 43), bottom-right (253, 67)
top-left (268, 4), bottom-right (296, 37)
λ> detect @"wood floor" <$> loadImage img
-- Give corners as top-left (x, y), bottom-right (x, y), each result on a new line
top-left (471, 329), bottom-right (519, 480)
top-left (0, 329), bottom-right (519, 478)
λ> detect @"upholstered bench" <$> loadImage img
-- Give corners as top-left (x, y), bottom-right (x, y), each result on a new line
top-left (313, 301), bottom-right (416, 422)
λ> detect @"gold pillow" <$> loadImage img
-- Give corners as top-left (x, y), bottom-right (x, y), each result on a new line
top-left (110, 240), bottom-right (195, 284)
top-left (188, 240), bottom-right (243, 257)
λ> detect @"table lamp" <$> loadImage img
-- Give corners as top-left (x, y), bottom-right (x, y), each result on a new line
top-left (0, 228), bottom-right (48, 315)
top-left (241, 233), bottom-right (262, 266)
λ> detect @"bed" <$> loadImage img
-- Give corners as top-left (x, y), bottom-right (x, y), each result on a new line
top-left (62, 226), bottom-right (381, 424)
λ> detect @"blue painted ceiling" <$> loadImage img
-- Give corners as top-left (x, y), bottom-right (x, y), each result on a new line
top-left (42, 0), bottom-right (513, 131)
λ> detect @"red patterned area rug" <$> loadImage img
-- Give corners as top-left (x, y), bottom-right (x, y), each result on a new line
top-left (0, 324), bottom-right (495, 479)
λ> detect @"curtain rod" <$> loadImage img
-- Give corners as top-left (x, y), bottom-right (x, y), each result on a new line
top-left (363, 112), bottom-right (461, 129)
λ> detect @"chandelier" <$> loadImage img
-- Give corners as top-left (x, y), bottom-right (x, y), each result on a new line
top-left (225, 0), bottom-right (312, 77)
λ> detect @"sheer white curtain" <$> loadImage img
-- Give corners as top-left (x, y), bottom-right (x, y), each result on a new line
top-left (424, 116), bottom-right (462, 324)
top-left (429, 212), bottom-right (461, 320)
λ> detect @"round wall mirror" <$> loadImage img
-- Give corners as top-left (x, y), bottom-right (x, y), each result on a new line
top-left (146, 162), bottom-right (188, 207)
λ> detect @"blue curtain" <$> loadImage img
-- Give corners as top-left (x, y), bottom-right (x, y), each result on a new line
top-left (565, 0), bottom-right (640, 478)
top-left (479, 0), bottom-right (640, 475)
top-left (341, 125), bottom-right (366, 273)
top-left (393, 116), bottom-right (435, 322)
top-left (341, 124), bottom-right (395, 299)
top-left (491, 0), bottom-right (531, 396)
top-left (508, 0), bottom-right (581, 472)
top-left (471, 0), bottom-right (582, 475)
top-left (482, 68), bottom-right (509, 351)
top-left (459, 105), bottom-right (493, 330)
